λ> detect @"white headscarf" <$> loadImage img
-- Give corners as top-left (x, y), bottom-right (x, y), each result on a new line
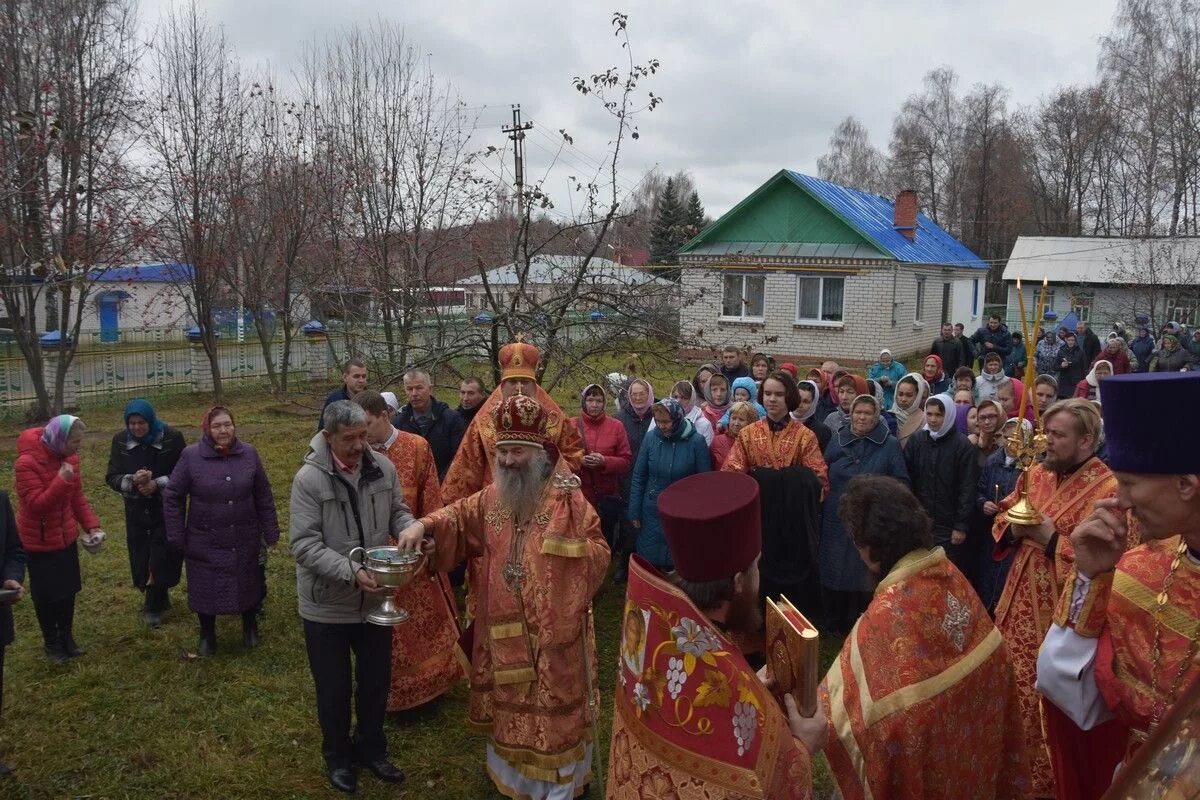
top-left (889, 372), bottom-right (929, 426)
top-left (923, 393), bottom-right (958, 440)
top-left (792, 379), bottom-right (820, 423)
top-left (1086, 360), bottom-right (1113, 388)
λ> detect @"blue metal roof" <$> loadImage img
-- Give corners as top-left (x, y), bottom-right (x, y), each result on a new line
top-left (786, 173), bottom-right (987, 269)
top-left (88, 263), bottom-right (194, 282)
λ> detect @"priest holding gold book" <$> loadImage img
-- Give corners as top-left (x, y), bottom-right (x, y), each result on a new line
top-left (607, 471), bottom-right (823, 799)
top-left (818, 475), bottom-right (1030, 800)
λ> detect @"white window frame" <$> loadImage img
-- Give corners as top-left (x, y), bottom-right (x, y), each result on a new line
top-left (914, 276), bottom-right (927, 324)
top-left (793, 273), bottom-right (846, 326)
top-left (719, 273), bottom-right (766, 322)
top-left (1072, 291), bottom-right (1094, 323)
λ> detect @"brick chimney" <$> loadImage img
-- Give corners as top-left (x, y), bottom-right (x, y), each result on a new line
top-left (893, 189), bottom-right (918, 241)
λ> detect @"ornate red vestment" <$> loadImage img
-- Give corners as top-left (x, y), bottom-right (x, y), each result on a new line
top-left (1059, 537), bottom-right (1200, 737)
top-left (821, 548), bottom-right (1030, 800)
top-left (607, 556), bottom-right (813, 800)
top-left (421, 465), bottom-right (608, 795)
top-left (379, 431), bottom-right (466, 712)
top-left (720, 419), bottom-right (828, 494)
top-left (991, 457), bottom-right (1120, 797)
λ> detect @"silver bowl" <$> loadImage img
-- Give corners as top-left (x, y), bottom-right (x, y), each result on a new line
top-left (348, 546), bottom-right (426, 625)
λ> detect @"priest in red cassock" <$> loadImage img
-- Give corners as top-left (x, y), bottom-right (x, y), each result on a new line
top-left (1037, 372), bottom-right (1200, 800)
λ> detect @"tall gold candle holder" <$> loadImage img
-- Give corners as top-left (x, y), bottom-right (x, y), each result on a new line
top-left (1004, 423), bottom-right (1046, 526)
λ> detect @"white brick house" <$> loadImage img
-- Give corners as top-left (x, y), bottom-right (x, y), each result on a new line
top-left (678, 171), bottom-right (988, 366)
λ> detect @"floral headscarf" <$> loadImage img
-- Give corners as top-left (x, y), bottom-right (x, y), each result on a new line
top-left (41, 414), bottom-right (81, 457)
top-left (652, 397), bottom-right (686, 437)
top-left (201, 406), bottom-right (237, 456)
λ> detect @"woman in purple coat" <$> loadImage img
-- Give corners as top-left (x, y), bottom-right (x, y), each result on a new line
top-left (165, 407), bottom-right (278, 657)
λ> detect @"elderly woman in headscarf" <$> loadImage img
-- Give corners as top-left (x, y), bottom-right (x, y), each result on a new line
top-left (920, 354), bottom-right (950, 396)
top-left (903, 394), bottom-right (980, 579)
top-left (106, 399), bottom-right (187, 628)
top-left (668, 380), bottom-right (714, 446)
top-left (627, 397), bottom-right (711, 571)
top-left (792, 379), bottom-right (832, 451)
top-left (1074, 359), bottom-right (1113, 403)
top-left (884, 372), bottom-right (929, 450)
top-left (14, 415), bottom-right (104, 662)
top-left (976, 351), bottom-right (1006, 403)
top-left (819, 392), bottom-right (909, 633)
top-left (165, 407), bottom-right (279, 657)
top-left (823, 373), bottom-right (868, 434)
top-left (612, 378), bottom-right (654, 583)
top-left (868, 348), bottom-right (906, 407)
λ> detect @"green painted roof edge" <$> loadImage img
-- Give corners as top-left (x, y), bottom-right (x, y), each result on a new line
top-left (677, 170), bottom-right (891, 260)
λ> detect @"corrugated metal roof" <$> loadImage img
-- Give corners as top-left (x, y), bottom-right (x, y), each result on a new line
top-left (88, 263), bottom-right (194, 282)
top-left (1001, 236), bottom-right (1200, 283)
top-left (787, 173), bottom-right (987, 269)
top-left (458, 255), bottom-right (671, 288)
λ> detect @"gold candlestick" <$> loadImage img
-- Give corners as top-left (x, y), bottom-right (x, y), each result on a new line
top-left (1003, 422), bottom-right (1047, 526)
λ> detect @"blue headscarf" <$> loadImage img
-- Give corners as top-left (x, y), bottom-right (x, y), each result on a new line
top-left (41, 414), bottom-right (81, 457)
top-left (124, 398), bottom-right (164, 446)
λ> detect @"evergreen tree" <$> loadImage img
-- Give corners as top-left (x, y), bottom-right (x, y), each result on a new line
top-left (649, 177), bottom-right (684, 265)
top-left (685, 191), bottom-right (706, 237)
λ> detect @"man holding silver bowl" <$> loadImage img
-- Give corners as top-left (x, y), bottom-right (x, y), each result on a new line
top-left (290, 400), bottom-right (415, 794)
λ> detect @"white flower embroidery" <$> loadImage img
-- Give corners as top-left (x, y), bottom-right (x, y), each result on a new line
top-left (666, 656), bottom-right (688, 699)
top-left (672, 617), bottom-right (720, 658)
top-left (942, 591), bottom-right (971, 653)
top-left (732, 700), bottom-right (758, 757)
top-left (633, 682), bottom-right (651, 712)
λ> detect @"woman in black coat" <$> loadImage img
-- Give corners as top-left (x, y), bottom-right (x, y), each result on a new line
top-left (0, 490), bottom-right (25, 776)
top-left (1055, 333), bottom-right (1087, 398)
top-left (105, 399), bottom-right (186, 627)
top-left (904, 393), bottom-right (980, 582)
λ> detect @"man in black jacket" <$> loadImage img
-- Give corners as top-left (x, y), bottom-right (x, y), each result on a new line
top-left (719, 345), bottom-right (750, 382)
top-left (1077, 320), bottom-right (1102, 368)
top-left (456, 376), bottom-right (488, 426)
top-left (954, 323), bottom-right (975, 369)
top-left (319, 359), bottom-right (368, 431)
top-left (393, 369), bottom-right (465, 480)
top-left (0, 490), bottom-right (27, 777)
top-left (970, 315), bottom-right (1013, 369)
top-left (930, 323), bottom-right (967, 376)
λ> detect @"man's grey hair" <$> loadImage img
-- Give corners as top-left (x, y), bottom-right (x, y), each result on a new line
top-left (323, 400), bottom-right (367, 434)
top-left (402, 369), bottom-right (432, 386)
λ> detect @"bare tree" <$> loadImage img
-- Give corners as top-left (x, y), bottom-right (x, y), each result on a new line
top-left (145, 1), bottom-right (242, 404)
top-left (0, 0), bottom-right (143, 418)
top-left (816, 116), bottom-right (889, 194)
top-left (1103, 237), bottom-right (1200, 331)
top-left (888, 67), bottom-right (966, 233)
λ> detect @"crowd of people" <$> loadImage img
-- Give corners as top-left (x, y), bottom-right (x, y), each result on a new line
top-left (0, 322), bottom-right (1195, 798)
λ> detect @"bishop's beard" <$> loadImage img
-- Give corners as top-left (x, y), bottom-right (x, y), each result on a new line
top-left (494, 449), bottom-right (552, 521)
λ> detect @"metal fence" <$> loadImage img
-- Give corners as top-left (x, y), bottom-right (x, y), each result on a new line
top-left (0, 340), bottom-right (309, 409)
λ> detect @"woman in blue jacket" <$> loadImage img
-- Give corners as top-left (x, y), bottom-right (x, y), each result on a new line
top-left (628, 398), bottom-right (711, 570)
top-left (867, 349), bottom-right (907, 408)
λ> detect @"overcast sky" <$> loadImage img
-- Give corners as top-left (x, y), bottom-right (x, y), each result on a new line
top-left (140, 0), bottom-right (1119, 216)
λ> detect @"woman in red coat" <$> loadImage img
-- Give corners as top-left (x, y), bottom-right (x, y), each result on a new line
top-left (13, 415), bottom-right (104, 662)
top-left (572, 384), bottom-right (633, 549)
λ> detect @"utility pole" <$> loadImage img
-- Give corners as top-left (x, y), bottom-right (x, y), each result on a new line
top-left (502, 104), bottom-right (533, 218)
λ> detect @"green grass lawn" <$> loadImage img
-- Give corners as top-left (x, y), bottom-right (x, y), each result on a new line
top-left (0, 373), bottom-right (841, 799)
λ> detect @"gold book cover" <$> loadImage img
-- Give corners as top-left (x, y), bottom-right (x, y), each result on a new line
top-left (765, 595), bottom-right (819, 717)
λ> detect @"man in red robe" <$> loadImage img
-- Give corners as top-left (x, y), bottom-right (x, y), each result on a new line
top-left (608, 471), bottom-right (820, 799)
top-left (990, 398), bottom-right (1130, 797)
top-left (1038, 372), bottom-right (1200, 800)
top-left (352, 390), bottom-right (465, 712)
top-left (396, 394), bottom-right (608, 799)
top-left (818, 474), bottom-right (1030, 800)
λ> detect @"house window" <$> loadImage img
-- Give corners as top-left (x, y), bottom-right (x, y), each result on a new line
top-left (1167, 293), bottom-right (1199, 326)
top-left (795, 275), bottom-right (845, 323)
top-left (972, 278), bottom-right (980, 316)
top-left (721, 273), bottom-right (765, 320)
top-left (914, 276), bottom-right (927, 323)
top-left (1072, 291), bottom-right (1094, 323)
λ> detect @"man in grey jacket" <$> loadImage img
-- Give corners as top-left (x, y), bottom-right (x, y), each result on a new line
top-left (290, 400), bottom-right (414, 794)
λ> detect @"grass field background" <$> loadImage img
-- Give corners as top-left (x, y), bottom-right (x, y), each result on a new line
top-left (0, 370), bottom-right (840, 799)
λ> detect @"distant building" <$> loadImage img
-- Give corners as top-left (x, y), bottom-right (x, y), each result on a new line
top-left (457, 254), bottom-right (675, 312)
top-left (678, 171), bottom-right (987, 365)
top-left (1002, 236), bottom-right (1200, 333)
